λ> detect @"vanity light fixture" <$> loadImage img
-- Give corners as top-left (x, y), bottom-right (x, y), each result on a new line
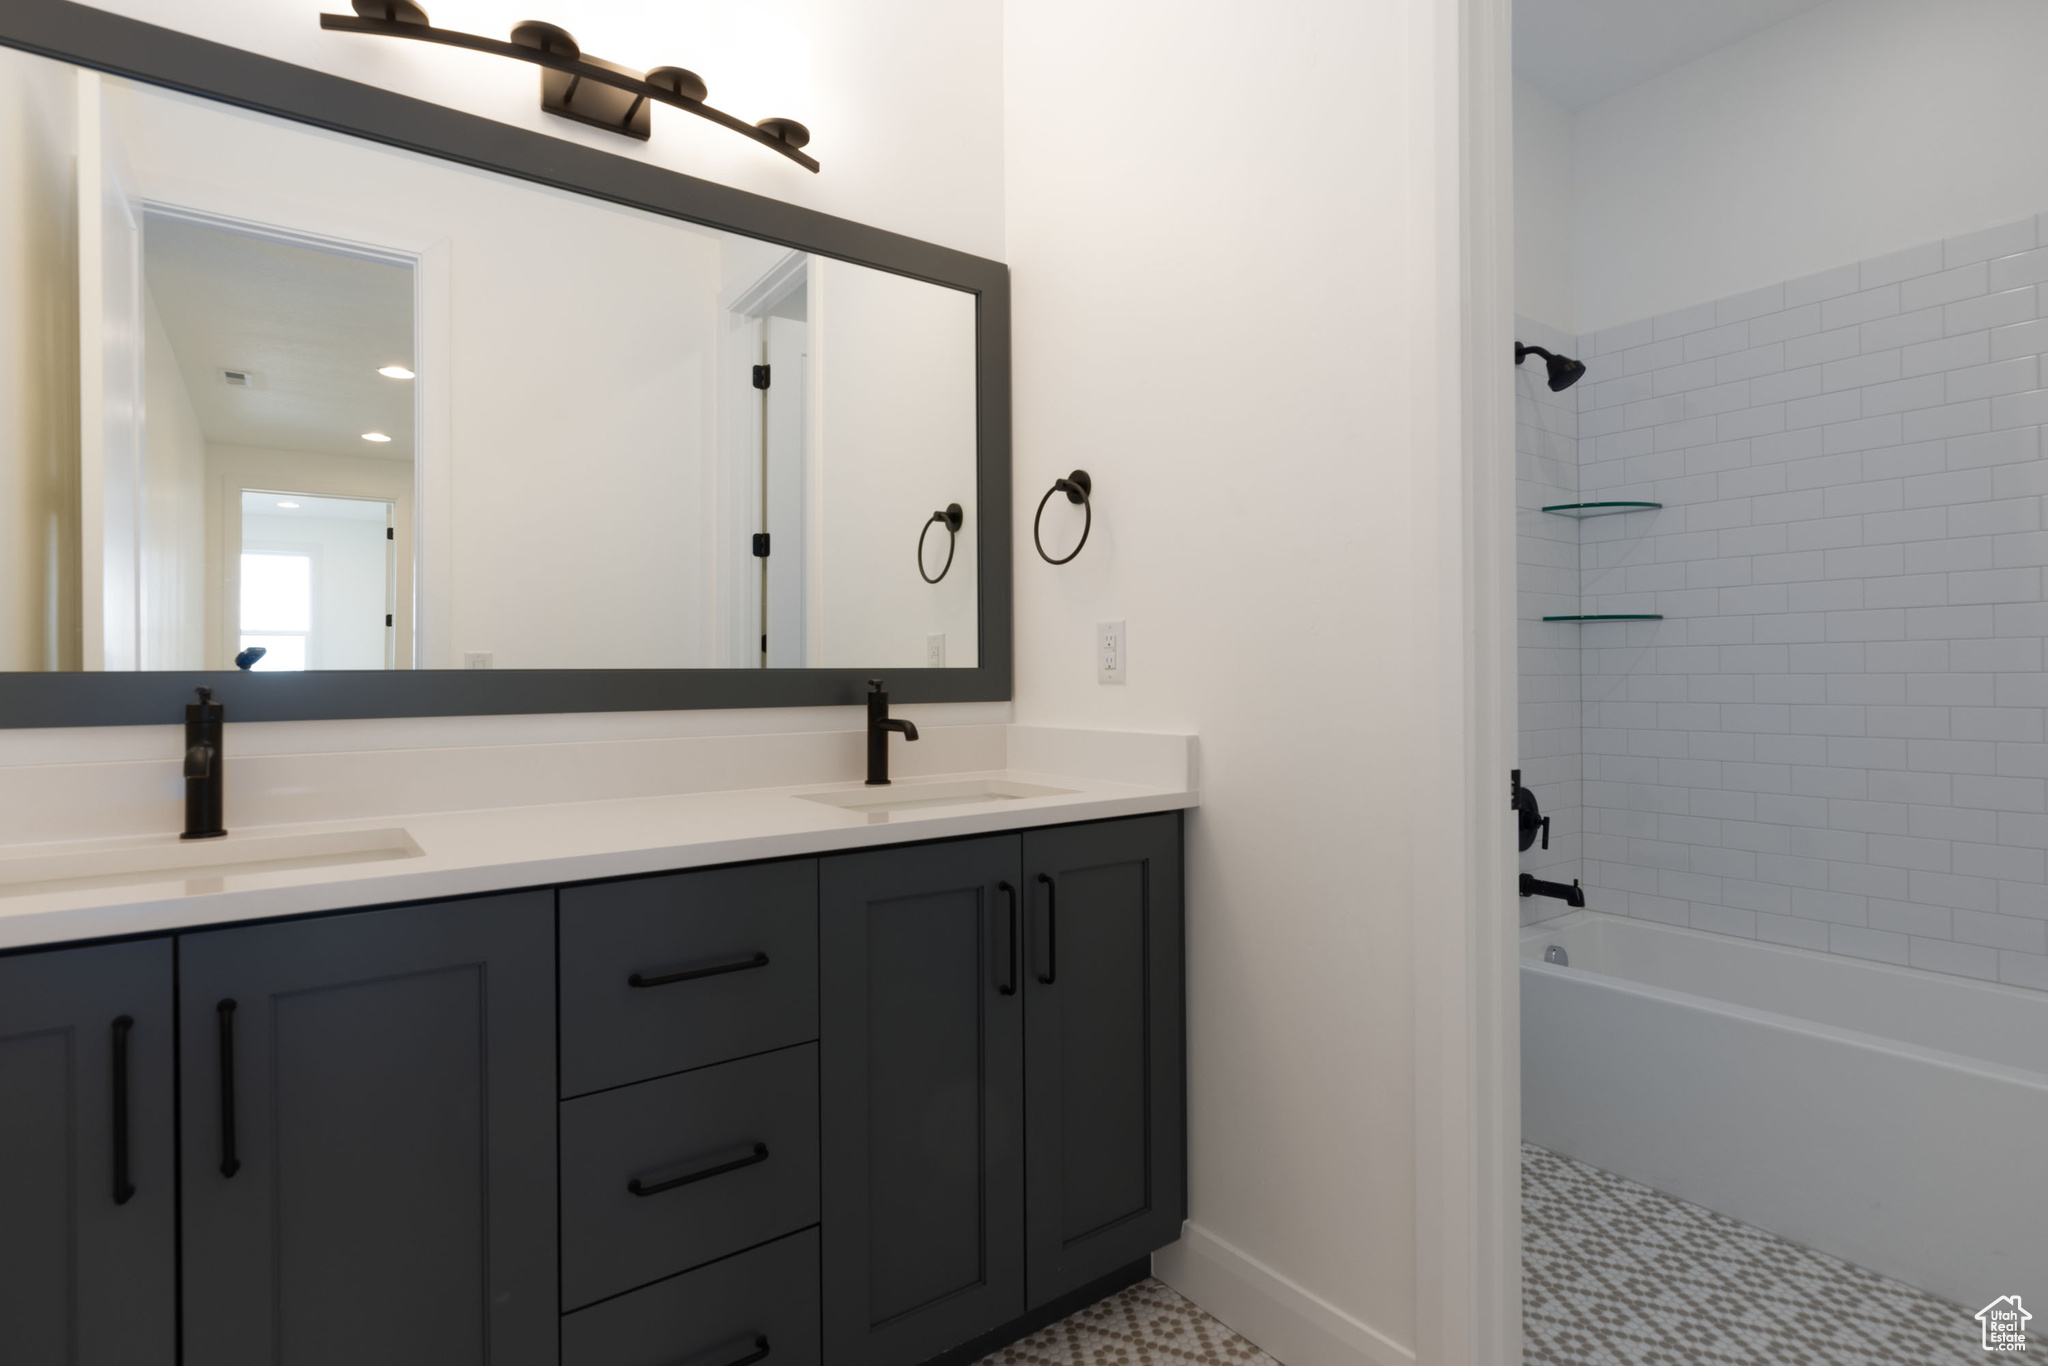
top-left (361, 432), bottom-right (392, 443)
top-left (276, 500), bottom-right (301, 509)
top-left (377, 365), bottom-right (415, 379)
top-left (318, 2), bottom-right (819, 172)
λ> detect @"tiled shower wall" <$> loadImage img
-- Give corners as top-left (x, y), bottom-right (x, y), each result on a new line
top-left (1516, 317), bottom-right (1583, 919)
top-left (1567, 216), bottom-right (2048, 989)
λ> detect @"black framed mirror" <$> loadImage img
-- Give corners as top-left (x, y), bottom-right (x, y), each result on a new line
top-left (0, 2), bottom-right (1010, 726)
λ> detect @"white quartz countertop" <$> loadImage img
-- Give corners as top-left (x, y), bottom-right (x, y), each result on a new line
top-left (0, 725), bottom-right (1196, 950)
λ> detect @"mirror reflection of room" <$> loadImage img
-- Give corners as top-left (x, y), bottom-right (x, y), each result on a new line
top-left (0, 51), bottom-right (978, 675)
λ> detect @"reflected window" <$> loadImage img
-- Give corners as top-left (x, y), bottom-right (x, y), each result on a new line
top-left (240, 552), bottom-right (311, 671)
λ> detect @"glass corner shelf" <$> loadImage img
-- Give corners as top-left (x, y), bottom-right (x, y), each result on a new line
top-left (1542, 614), bottom-right (1664, 622)
top-left (1540, 501), bottom-right (1663, 517)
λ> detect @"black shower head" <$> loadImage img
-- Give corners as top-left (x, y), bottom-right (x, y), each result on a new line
top-left (1515, 343), bottom-right (1586, 392)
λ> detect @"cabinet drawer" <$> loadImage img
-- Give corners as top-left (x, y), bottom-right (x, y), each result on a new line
top-left (561, 1044), bottom-right (819, 1311)
top-left (560, 860), bottom-right (818, 1096)
top-left (563, 1227), bottom-right (820, 1366)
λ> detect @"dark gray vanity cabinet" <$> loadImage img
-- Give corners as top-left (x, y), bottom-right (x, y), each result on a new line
top-left (1021, 816), bottom-right (1186, 1304)
top-left (817, 813), bottom-right (1188, 1365)
top-left (0, 811), bottom-right (1184, 1366)
top-left (820, 835), bottom-right (1028, 1366)
top-left (176, 891), bottom-right (559, 1366)
top-left (0, 939), bottom-right (176, 1366)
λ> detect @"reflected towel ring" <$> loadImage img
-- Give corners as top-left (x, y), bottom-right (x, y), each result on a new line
top-left (1033, 470), bottom-right (1092, 565)
top-left (919, 503), bottom-right (964, 584)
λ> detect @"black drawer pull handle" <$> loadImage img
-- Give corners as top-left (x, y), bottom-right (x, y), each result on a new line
top-left (216, 999), bottom-right (241, 1178)
top-left (678, 1335), bottom-right (771, 1366)
top-left (998, 881), bottom-right (1018, 996)
top-left (111, 1015), bottom-right (135, 1205)
top-left (628, 951), bottom-right (770, 989)
top-left (1036, 873), bottom-right (1058, 985)
top-left (627, 1141), bottom-right (769, 1197)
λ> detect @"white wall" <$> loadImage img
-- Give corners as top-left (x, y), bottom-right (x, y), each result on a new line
top-left (813, 258), bottom-right (978, 668)
top-left (141, 287), bottom-right (206, 668)
top-left (0, 48), bottom-right (80, 671)
top-left (1571, 0), bottom-right (2048, 334)
top-left (1005, 2), bottom-right (1449, 1360)
top-left (1512, 82), bottom-right (1574, 337)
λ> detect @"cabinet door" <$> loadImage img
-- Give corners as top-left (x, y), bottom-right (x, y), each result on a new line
top-left (179, 892), bottom-right (557, 1366)
top-left (1022, 814), bottom-right (1186, 1305)
top-left (0, 939), bottom-right (174, 1366)
top-left (820, 836), bottom-right (1023, 1366)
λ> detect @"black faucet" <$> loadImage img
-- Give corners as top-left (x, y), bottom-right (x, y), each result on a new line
top-left (866, 679), bottom-right (919, 786)
top-left (183, 687), bottom-right (227, 840)
top-left (1520, 874), bottom-right (1585, 908)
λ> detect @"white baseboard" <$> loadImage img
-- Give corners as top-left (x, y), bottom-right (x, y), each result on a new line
top-left (1152, 1222), bottom-right (1415, 1366)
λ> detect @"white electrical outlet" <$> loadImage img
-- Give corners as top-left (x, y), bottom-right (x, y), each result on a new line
top-left (463, 651), bottom-right (494, 670)
top-left (926, 632), bottom-right (946, 668)
top-left (1097, 620), bottom-right (1125, 684)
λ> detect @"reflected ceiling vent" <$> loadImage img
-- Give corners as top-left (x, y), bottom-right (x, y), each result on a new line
top-left (221, 368), bottom-right (261, 388)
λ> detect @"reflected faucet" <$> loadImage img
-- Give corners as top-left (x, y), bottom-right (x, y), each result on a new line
top-left (865, 679), bottom-right (919, 786)
top-left (183, 687), bottom-right (227, 840)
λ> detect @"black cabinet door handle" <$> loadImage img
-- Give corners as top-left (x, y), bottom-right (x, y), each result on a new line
top-left (1036, 873), bottom-right (1057, 985)
top-left (111, 1015), bottom-right (135, 1205)
top-left (626, 1141), bottom-right (768, 1197)
top-left (679, 1335), bottom-right (771, 1366)
top-left (216, 999), bottom-right (241, 1178)
top-left (628, 951), bottom-right (770, 989)
top-left (997, 881), bottom-right (1018, 996)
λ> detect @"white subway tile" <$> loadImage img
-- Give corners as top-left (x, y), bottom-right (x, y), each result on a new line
top-left (1902, 332), bottom-right (1989, 378)
top-left (1946, 218), bottom-right (2038, 269)
top-left (1900, 260), bottom-right (1988, 311)
top-left (1653, 300), bottom-right (1721, 340)
top-left (1946, 356), bottom-right (2039, 402)
top-left (1786, 263), bottom-right (1864, 308)
top-left (1829, 924), bottom-right (1908, 963)
top-left (1946, 286), bottom-right (2035, 336)
top-left (1999, 950), bottom-right (2048, 990)
top-left (1907, 937), bottom-right (2000, 981)
top-left (1823, 284), bottom-right (1901, 330)
top-left (1989, 246), bottom-right (2048, 293)
top-left (1749, 304), bottom-right (1824, 346)
top-left (1860, 307), bottom-right (1943, 354)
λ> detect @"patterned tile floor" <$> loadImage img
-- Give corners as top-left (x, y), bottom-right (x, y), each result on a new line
top-left (982, 1147), bottom-right (2016, 1366)
top-left (1524, 1143), bottom-right (2018, 1365)
top-left (979, 1277), bottom-right (1278, 1366)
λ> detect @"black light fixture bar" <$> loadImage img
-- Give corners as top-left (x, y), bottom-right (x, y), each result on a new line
top-left (318, 2), bottom-right (818, 172)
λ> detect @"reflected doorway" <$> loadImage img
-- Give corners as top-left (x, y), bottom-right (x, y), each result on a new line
top-left (237, 490), bottom-right (395, 671)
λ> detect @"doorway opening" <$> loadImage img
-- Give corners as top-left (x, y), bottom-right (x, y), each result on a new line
top-left (237, 491), bottom-right (396, 671)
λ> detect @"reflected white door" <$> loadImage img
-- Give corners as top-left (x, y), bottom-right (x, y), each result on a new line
top-left (76, 70), bottom-right (144, 671)
top-left (763, 315), bottom-right (808, 667)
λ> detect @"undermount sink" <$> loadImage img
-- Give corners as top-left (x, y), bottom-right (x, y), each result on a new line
top-left (796, 777), bottom-right (1076, 816)
top-left (0, 826), bottom-right (424, 899)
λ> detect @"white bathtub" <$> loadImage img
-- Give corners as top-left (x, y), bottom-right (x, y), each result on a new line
top-left (1521, 910), bottom-right (2048, 1308)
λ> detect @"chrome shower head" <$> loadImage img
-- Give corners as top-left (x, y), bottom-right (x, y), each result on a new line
top-left (1515, 342), bottom-right (1586, 392)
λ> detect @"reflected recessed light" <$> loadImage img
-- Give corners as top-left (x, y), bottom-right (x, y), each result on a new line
top-left (361, 432), bottom-right (392, 443)
top-left (378, 365), bottom-right (415, 380)
top-left (276, 500), bottom-right (300, 509)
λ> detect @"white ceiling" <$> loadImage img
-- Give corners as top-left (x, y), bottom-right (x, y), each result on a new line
top-left (1513, 0), bottom-right (1835, 111)
top-left (145, 217), bottom-right (416, 461)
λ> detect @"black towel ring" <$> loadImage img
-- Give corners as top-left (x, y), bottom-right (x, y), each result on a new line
top-left (919, 503), bottom-right (964, 583)
top-left (1033, 470), bottom-right (1092, 565)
